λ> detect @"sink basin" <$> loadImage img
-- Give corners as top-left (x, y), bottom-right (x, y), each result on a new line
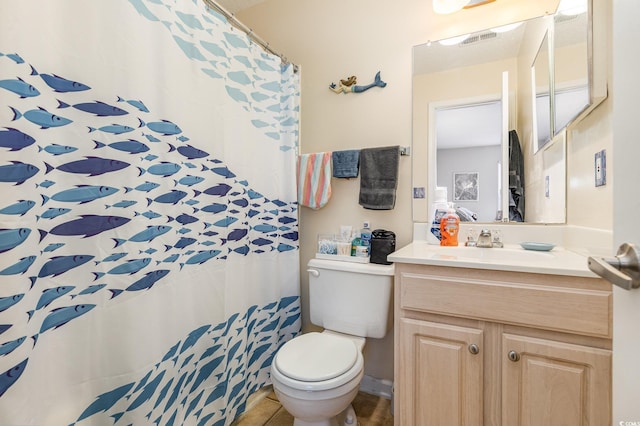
top-left (425, 245), bottom-right (554, 262)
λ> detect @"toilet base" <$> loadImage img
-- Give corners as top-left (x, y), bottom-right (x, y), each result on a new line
top-left (292, 404), bottom-right (358, 426)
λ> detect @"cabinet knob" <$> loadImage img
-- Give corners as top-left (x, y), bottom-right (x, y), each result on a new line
top-left (468, 343), bottom-right (479, 355)
top-left (507, 350), bottom-right (520, 362)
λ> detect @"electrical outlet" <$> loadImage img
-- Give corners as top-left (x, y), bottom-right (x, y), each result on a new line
top-left (595, 149), bottom-right (606, 187)
top-left (545, 175), bottom-right (550, 198)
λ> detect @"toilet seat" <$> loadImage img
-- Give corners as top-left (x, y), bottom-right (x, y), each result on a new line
top-left (272, 332), bottom-right (364, 391)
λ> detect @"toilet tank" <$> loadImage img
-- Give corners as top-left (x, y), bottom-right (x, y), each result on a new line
top-left (307, 258), bottom-right (394, 339)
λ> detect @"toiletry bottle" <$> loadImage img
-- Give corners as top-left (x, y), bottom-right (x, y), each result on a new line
top-left (350, 231), bottom-right (361, 256)
top-left (440, 203), bottom-right (460, 246)
top-left (427, 187), bottom-right (449, 245)
top-left (360, 221), bottom-right (372, 248)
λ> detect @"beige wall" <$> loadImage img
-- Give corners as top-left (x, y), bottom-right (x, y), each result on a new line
top-left (237, 0), bottom-right (613, 382)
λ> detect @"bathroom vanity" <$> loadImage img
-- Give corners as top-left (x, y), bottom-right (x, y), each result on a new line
top-left (388, 242), bottom-right (612, 425)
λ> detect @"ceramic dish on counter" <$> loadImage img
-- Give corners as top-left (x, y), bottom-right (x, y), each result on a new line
top-left (520, 242), bottom-right (555, 252)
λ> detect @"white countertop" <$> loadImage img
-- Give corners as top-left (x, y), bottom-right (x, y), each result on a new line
top-left (388, 241), bottom-right (598, 278)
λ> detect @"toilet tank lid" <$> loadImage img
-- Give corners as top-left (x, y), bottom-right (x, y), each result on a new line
top-left (307, 258), bottom-right (394, 276)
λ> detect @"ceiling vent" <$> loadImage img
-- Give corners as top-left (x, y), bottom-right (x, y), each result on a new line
top-left (460, 31), bottom-right (498, 46)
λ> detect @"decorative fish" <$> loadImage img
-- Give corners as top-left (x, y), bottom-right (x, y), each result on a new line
top-left (117, 96), bottom-right (149, 113)
top-left (200, 203), bottom-right (227, 214)
top-left (144, 119), bottom-right (182, 136)
top-left (75, 382), bottom-right (135, 422)
top-left (168, 237), bottom-right (196, 250)
top-left (113, 225), bottom-right (172, 247)
top-left (1, 52), bottom-right (25, 64)
top-left (211, 167), bottom-right (235, 179)
top-left (76, 284), bottom-right (107, 296)
top-left (49, 185), bottom-right (119, 204)
top-left (0, 200), bottom-right (35, 216)
top-left (30, 65), bottom-right (90, 92)
top-left (0, 78), bottom-right (39, 98)
top-left (42, 243), bottom-right (65, 253)
top-left (39, 143), bottom-right (78, 156)
top-left (0, 127), bottom-right (35, 151)
top-left (87, 124), bottom-right (135, 135)
top-left (98, 252), bottom-right (128, 263)
top-left (174, 214), bottom-right (199, 225)
top-left (125, 270), bottom-right (170, 292)
top-left (36, 286), bottom-right (75, 310)
top-left (107, 258), bottom-right (151, 275)
top-left (0, 228), bottom-right (31, 253)
top-left (37, 255), bottom-right (94, 278)
top-left (149, 190), bottom-right (187, 205)
top-left (224, 229), bottom-right (248, 243)
top-left (0, 161), bottom-right (40, 185)
top-left (133, 181), bottom-right (160, 192)
top-left (10, 106), bottom-right (73, 129)
top-left (0, 359), bottom-right (28, 398)
top-left (46, 157), bottom-right (130, 176)
top-left (282, 231), bottom-right (299, 241)
top-left (41, 215), bottom-right (131, 238)
top-left (57, 100), bottom-right (128, 116)
top-left (212, 217), bottom-right (238, 228)
top-left (0, 255), bottom-right (36, 275)
top-left (37, 208), bottom-right (71, 221)
top-left (39, 304), bottom-right (96, 333)
top-left (203, 183), bottom-right (231, 197)
top-left (143, 162), bottom-right (182, 177)
top-left (181, 250), bottom-right (221, 267)
top-left (0, 336), bottom-right (26, 357)
top-left (250, 238), bottom-right (273, 247)
top-left (106, 200), bottom-right (137, 209)
top-left (36, 179), bottom-right (55, 189)
top-left (169, 144), bottom-right (209, 159)
top-left (94, 139), bottom-right (149, 154)
top-left (277, 243), bottom-right (296, 252)
top-left (0, 294), bottom-right (25, 313)
top-left (252, 224), bottom-right (277, 234)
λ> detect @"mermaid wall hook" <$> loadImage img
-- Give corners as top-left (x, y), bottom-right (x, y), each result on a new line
top-left (329, 71), bottom-right (387, 94)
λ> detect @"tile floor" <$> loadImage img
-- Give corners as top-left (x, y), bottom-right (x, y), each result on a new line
top-left (231, 388), bottom-right (394, 426)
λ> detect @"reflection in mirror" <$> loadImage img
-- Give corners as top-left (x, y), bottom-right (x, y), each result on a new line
top-left (553, 8), bottom-right (589, 134)
top-left (435, 101), bottom-right (502, 222)
top-left (532, 31), bottom-right (552, 151)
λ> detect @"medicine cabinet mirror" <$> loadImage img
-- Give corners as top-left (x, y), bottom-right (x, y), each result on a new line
top-left (412, 0), bottom-right (606, 225)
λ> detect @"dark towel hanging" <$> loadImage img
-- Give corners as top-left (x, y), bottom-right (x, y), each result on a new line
top-left (358, 146), bottom-right (399, 210)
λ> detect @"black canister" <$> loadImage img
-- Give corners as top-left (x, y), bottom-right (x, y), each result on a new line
top-left (370, 229), bottom-right (396, 265)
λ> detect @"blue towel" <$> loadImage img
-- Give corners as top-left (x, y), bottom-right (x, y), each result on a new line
top-left (332, 149), bottom-right (360, 178)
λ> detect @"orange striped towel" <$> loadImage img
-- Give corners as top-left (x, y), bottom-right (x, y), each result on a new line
top-left (297, 152), bottom-right (332, 209)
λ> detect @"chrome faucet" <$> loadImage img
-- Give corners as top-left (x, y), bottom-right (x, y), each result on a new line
top-left (476, 229), bottom-right (493, 248)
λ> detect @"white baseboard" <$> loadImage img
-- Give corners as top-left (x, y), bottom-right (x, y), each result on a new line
top-left (359, 375), bottom-right (393, 400)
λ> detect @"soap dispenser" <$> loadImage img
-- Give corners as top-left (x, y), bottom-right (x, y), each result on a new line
top-left (440, 203), bottom-right (460, 246)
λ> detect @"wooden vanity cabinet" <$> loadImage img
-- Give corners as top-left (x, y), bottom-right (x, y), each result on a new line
top-left (394, 263), bottom-right (612, 426)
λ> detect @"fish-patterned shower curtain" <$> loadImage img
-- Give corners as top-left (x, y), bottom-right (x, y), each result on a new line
top-left (0, 0), bottom-right (300, 424)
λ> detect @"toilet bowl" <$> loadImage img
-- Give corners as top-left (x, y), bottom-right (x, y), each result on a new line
top-left (270, 331), bottom-right (364, 426)
top-left (271, 259), bottom-right (394, 426)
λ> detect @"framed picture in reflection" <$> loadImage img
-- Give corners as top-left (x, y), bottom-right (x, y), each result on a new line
top-left (453, 172), bottom-right (479, 201)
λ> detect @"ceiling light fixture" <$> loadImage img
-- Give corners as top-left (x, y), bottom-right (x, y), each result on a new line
top-left (432, 0), bottom-right (472, 15)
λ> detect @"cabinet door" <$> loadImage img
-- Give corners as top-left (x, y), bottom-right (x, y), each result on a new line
top-left (502, 333), bottom-right (611, 426)
top-left (397, 318), bottom-right (483, 426)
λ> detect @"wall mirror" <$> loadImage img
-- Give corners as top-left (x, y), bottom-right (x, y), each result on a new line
top-left (412, 0), bottom-right (604, 225)
top-left (532, 31), bottom-right (552, 151)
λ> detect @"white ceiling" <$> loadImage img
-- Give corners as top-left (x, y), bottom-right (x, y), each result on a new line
top-left (215, 0), bottom-right (264, 13)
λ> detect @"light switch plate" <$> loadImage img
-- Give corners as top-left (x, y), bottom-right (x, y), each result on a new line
top-left (545, 175), bottom-right (550, 197)
top-left (595, 149), bottom-right (606, 187)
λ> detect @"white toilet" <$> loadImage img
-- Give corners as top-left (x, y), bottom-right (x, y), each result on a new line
top-left (270, 258), bottom-right (394, 426)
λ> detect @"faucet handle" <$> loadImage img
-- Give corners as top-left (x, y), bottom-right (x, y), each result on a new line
top-left (491, 229), bottom-right (503, 248)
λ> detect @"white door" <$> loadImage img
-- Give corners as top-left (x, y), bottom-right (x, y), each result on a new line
top-left (612, 0), bottom-right (640, 421)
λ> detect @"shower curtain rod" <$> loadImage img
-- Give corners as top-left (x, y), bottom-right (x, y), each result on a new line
top-left (202, 0), bottom-right (299, 72)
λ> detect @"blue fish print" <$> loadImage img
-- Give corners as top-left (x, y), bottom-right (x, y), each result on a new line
top-left (30, 66), bottom-right (90, 92)
top-left (182, 250), bottom-right (220, 267)
top-left (47, 157), bottom-right (130, 176)
top-left (277, 243), bottom-right (296, 252)
top-left (136, 210), bottom-right (161, 220)
top-left (0, 294), bottom-right (24, 313)
top-left (227, 71), bottom-right (252, 86)
top-left (117, 96), bottom-right (149, 113)
top-left (170, 144), bottom-right (209, 159)
top-left (58, 100), bottom-right (128, 116)
top-left (37, 207), bottom-right (71, 221)
top-left (211, 166), bottom-right (235, 179)
top-left (169, 237), bottom-right (197, 250)
top-left (199, 41), bottom-right (228, 60)
top-left (39, 304), bottom-right (96, 333)
top-left (49, 185), bottom-right (119, 204)
top-left (149, 190), bottom-right (187, 205)
top-left (0, 255), bottom-right (36, 275)
top-left (125, 269), bottom-right (170, 291)
top-left (201, 203), bottom-right (226, 214)
top-left (42, 243), bottom-right (65, 253)
top-left (0, 228), bottom-right (31, 253)
top-left (145, 119), bottom-right (182, 135)
top-left (212, 216), bottom-right (238, 228)
top-left (251, 238), bottom-right (273, 246)
top-left (42, 215), bottom-right (130, 238)
top-left (225, 86), bottom-right (249, 104)
top-left (126, 371), bottom-right (166, 412)
top-left (0, 325), bottom-right (11, 335)
top-left (203, 183), bottom-right (231, 197)
top-left (133, 181), bottom-right (160, 192)
top-left (87, 124), bottom-right (135, 134)
top-left (36, 286), bottom-right (75, 310)
top-left (106, 200), bottom-right (137, 208)
top-left (172, 35), bottom-right (208, 62)
top-left (0, 199), bottom-right (35, 216)
top-left (282, 231), bottom-right (299, 241)
top-left (224, 229), bottom-right (248, 243)
top-left (144, 161), bottom-right (182, 177)
top-left (0, 359), bottom-right (28, 398)
top-left (0, 336), bottom-right (26, 357)
top-left (38, 255), bottom-right (94, 278)
top-left (76, 382), bottom-right (135, 422)
top-left (106, 258), bottom-right (151, 275)
top-left (175, 175), bottom-right (203, 187)
top-left (76, 284), bottom-right (107, 296)
top-left (158, 253), bottom-right (180, 264)
top-left (113, 225), bottom-right (172, 247)
top-left (1, 53), bottom-right (25, 64)
top-left (253, 224), bottom-right (277, 233)
top-left (127, 0), bottom-right (159, 21)
top-left (142, 133), bottom-right (161, 143)
top-left (176, 11), bottom-right (204, 30)
top-left (39, 143), bottom-right (77, 155)
top-left (0, 127), bottom-right (36, 151)
top-left (233, 245), bottom-right (250, 255)
top-left (0, 78), bottom-right (40, 98)
top-left (0, 161), bottom-right (40, 185)
top-left (10, 106), bottom-right (73, 129)
top-left (98, 253), bottom-right (127, 263)
top-left (175, 213), bottom-right (198, 225)
top-left (224, 32), bottom-right (249, 49)
top-left (95, 139), bottom-right (149, 154)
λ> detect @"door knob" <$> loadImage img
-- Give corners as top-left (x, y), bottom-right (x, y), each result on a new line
top-left (507, 350), bottom-right (520, 362)
top-left (588, 243), bottom-right (640, 290)
top-left (468, 344), bottom-right (479, 355)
